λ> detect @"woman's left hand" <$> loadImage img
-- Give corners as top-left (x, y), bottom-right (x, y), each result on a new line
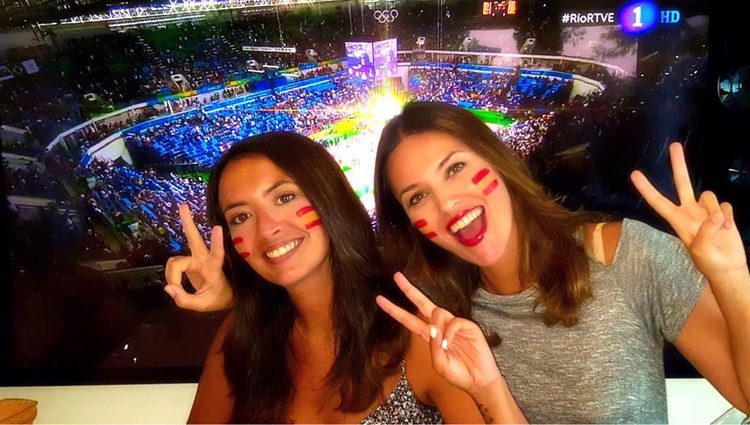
top-left (631, 142), bottom-right (748, 281)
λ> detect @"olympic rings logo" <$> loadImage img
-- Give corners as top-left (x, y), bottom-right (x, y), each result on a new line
top-left (373, 9), bottom-right (399, 23)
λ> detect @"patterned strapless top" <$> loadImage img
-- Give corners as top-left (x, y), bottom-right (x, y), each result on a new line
top-left (361, 361), bottom-right (443, 424)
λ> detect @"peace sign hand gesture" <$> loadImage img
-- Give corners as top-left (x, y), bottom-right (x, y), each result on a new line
top-left (376, 272), bottom-right (502, 395)
top-left (164, 204), bottom-right (234, 312)
top-left (630, 143), bottom-right (749, 281)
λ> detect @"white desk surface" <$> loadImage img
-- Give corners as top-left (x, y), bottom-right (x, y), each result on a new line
top-left (0, 378), bottom-right (737, 424)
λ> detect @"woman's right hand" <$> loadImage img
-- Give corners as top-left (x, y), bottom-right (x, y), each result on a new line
top-left (376, 272), bottom-right (503, 397)
top-left (164, 204), bottom-right (234, 312)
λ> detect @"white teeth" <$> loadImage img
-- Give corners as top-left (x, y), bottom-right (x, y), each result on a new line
top-left (449, 208), bottom-right (483, 234)
top-left (265, 239), bottom-right (301, 259)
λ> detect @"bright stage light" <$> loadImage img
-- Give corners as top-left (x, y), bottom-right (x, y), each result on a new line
top-left (370, 93), bottom-right (402, 122)
top-left (304, 81), bottom-right (407, 212)
top-left (364, 83), bottom-right (408, 124)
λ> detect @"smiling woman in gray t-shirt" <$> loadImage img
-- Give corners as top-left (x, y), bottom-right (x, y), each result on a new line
top-left (373, 102), bottom-right (750, 423)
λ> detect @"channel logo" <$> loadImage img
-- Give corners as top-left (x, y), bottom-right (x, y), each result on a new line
top-left (619, 1), bottom-right (681, 35)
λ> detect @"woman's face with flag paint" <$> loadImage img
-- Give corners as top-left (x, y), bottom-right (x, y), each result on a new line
top-left (386, 131), bottom-right (516, 268)
top-left (218, 155), bottom-right (330, 288)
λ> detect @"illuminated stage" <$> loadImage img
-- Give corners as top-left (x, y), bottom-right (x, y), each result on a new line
top-left (303, 81), bottom-right (516, 211)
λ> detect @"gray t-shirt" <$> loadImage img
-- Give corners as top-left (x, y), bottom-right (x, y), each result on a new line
top-left (471, 219), bottom-right (706, 423)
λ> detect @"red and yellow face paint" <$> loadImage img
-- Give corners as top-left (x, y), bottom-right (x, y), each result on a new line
top-left (414, 218), bottom-right (438, 239)
top-left (296, 205), bottom-right (322, 230)
top-left (409, 168), bottom-right (498, 241)
top-left (233, 236), bottom-right (250, 259)
top-left (230, 205), bottom-right (320, 260)
top-left (472, 167), bottom-right (499, 196)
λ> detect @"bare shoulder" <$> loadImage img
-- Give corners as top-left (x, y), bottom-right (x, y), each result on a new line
top-left (404, 331), bottom-right (484, 423)
top-left (582, 221), bottom-right (623, 265)
top-left (403, 332), bottom-right (434, 404)
top-left (217, 311), bottom-right (235, 338)
top-left (208, 311), bottom-right (234, 353)
top-left (188, 311), bottom-right (235, 423)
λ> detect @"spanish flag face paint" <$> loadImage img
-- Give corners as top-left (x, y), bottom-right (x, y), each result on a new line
top-left (472, 167), bottom-right (499, 196)
top-left (414, 218), bottom-right (438, 239)
top-left (296, 205), bottom-right (322, 230)
top-left (233, 236), bottom-right (250, 259)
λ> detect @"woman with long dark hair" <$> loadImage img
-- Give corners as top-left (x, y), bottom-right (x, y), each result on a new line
top-left (373, 101), bottom-right (750, 423)
top-left (164, 131), bottom-right (525, 423)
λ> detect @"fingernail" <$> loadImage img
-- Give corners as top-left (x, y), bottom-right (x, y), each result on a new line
top-left (441, 339), bottom-right (448, 350)
top-left (164, 286), bottom-right (176, 297)
top-left (430, 326), bottom-right (438, 339)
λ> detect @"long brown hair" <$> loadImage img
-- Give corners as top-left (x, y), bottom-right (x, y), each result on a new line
top-left (374, 102), bottom-right (592, 327)
top-left (207, 132), bottom-right (407, 422)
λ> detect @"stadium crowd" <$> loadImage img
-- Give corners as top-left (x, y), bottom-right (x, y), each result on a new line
top-left (3, 1), bottom-right (708, 276)
top-left (409, 66), bottom-right (572, 111)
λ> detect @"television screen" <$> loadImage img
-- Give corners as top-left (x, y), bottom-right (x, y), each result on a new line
top-left (2, 0), bottom-right (744, 386)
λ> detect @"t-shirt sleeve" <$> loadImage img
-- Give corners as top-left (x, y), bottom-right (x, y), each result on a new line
top-left (624, 220), bottom-right (707, 343)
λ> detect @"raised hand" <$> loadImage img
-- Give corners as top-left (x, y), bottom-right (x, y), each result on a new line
top-left (164, 203), bottom-right (234, 312)
top-left (630, 142), bottom-right (748, 280)
top-left (376, 272), bottom-right (502, 394)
